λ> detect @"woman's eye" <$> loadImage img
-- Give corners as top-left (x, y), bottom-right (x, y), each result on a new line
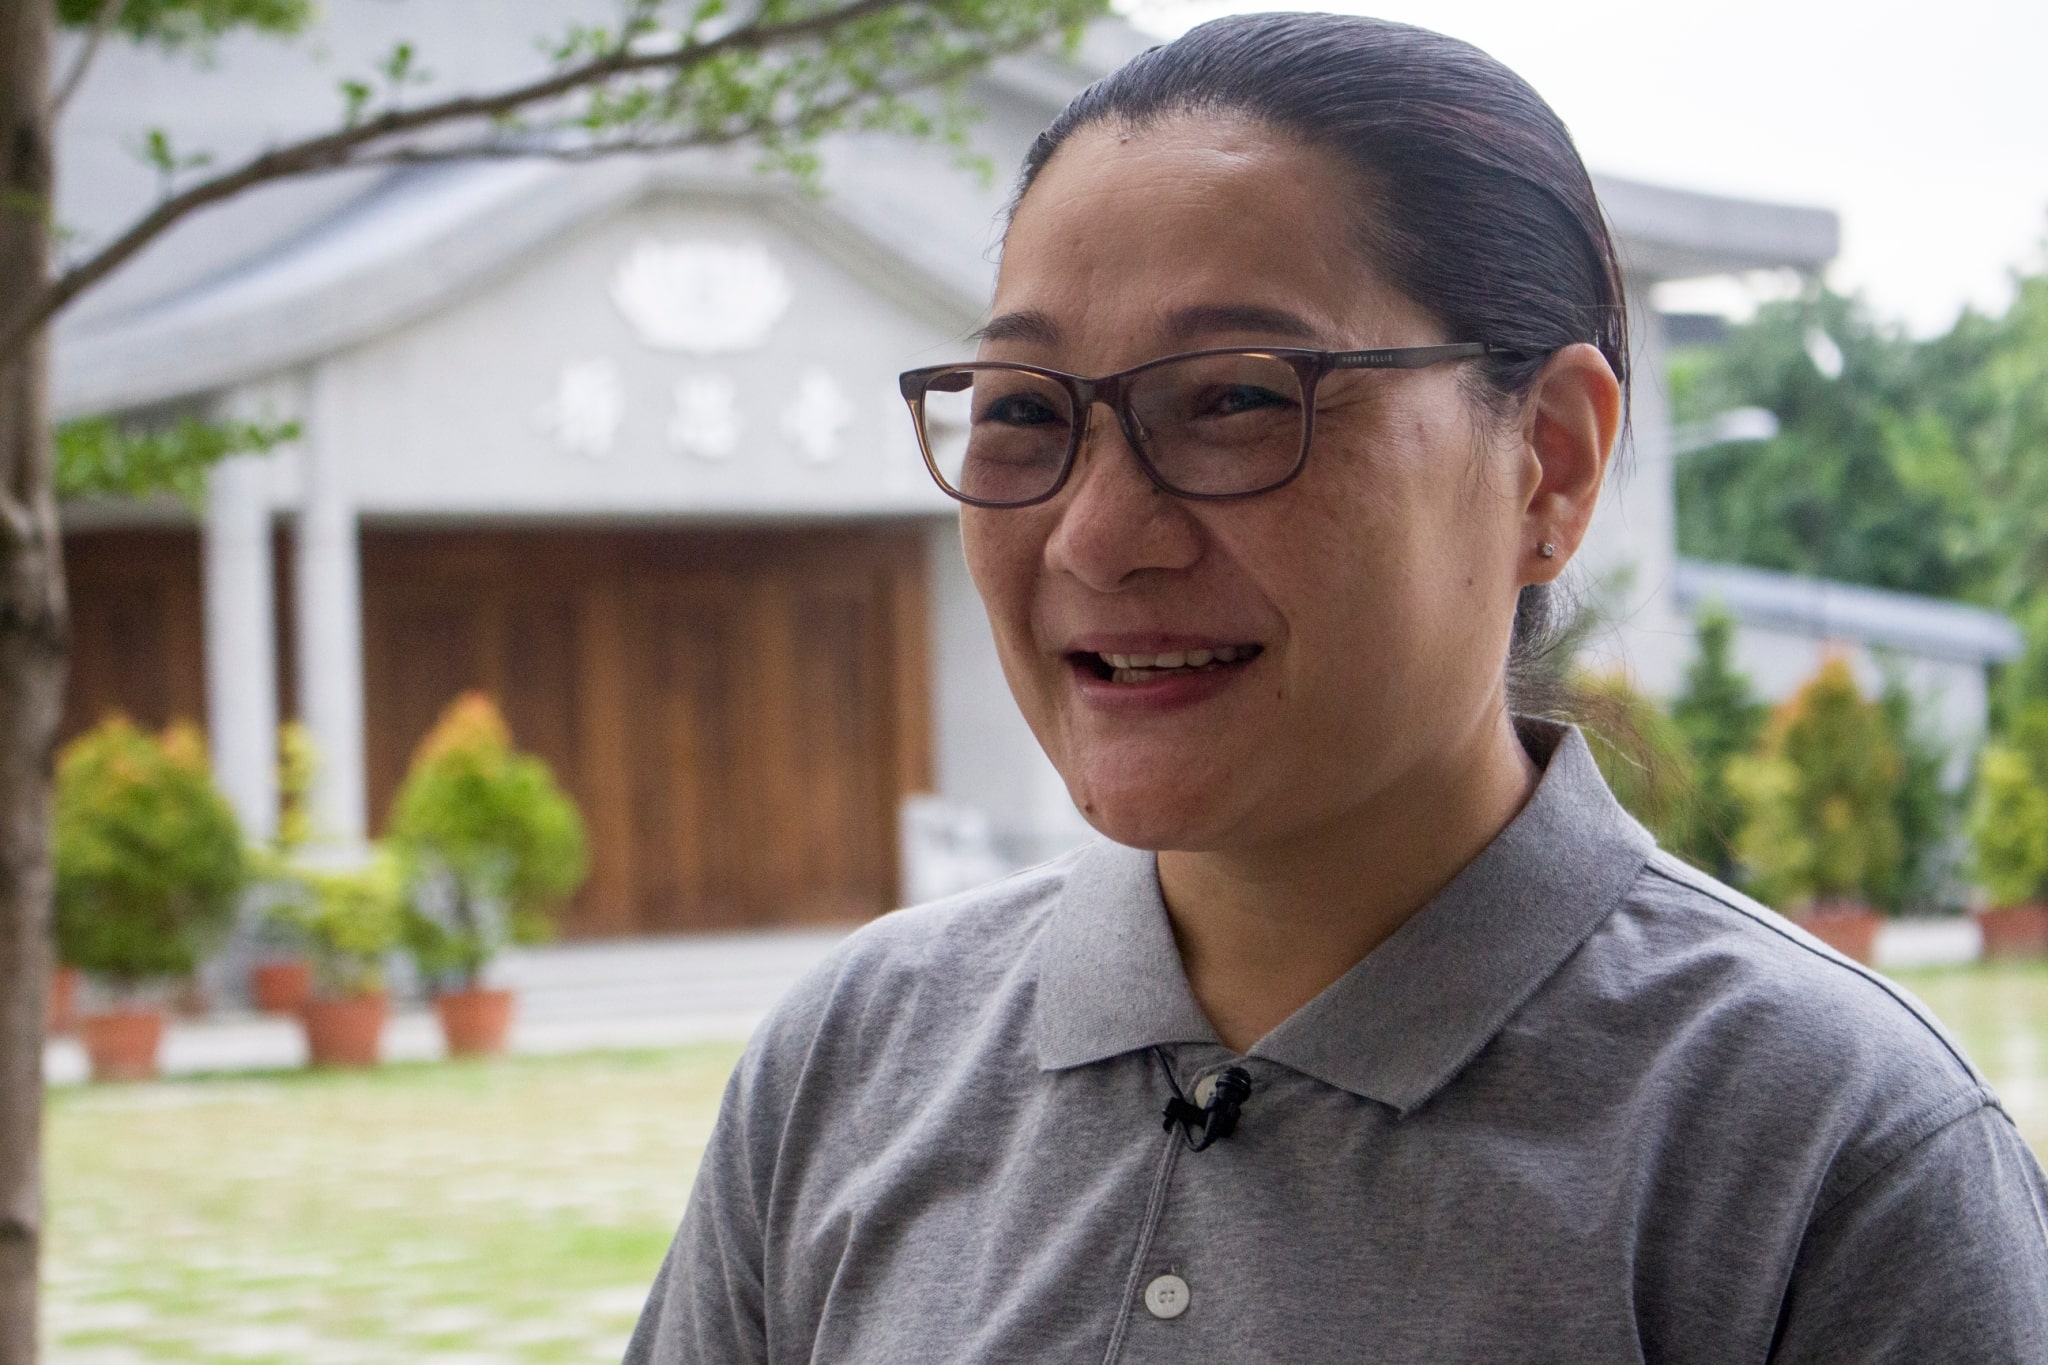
top-left (978, 393), bottom-right (1064, 427)
top-left (1197, 384), bottom-right (1292, 418)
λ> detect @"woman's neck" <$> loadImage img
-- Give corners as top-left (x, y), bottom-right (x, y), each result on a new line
top-left (1156, 709), bottom-right (1541, 1052)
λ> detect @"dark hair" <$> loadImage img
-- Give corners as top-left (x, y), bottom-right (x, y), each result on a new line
top-left (1007, 12), bottom-right (1629, 711)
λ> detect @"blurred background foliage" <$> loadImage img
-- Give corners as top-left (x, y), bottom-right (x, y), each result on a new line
top-left (1578, 627), bottom-right (1960, 917)
top-left (54, 414), bottom-right (298, 508)
top-left (56, 0), bottom-right (312, 48)
top-left (1671, 246), bottom-right (2048, 726)
top-left (53, 719), bottom-right (248, 992)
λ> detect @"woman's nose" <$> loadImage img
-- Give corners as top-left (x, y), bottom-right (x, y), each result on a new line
top-left (1042, 406), bottom-right (1203, 592)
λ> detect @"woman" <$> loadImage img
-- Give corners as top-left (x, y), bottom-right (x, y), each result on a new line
top-left (628, 14), bottom-right (2048, 1361)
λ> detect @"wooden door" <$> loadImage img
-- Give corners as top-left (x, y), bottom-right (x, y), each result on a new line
top-left (60, 528), bottom-right (207, 745)
top-left (360, 526), bottom-right (929, 937)
top-left (625, 577), bottom-right (751, 930)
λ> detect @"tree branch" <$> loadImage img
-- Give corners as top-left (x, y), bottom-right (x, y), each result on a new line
top-left (354, 48), bottom-right (993, 169)
top-left (0, 0), bottom-right (927, 365)
top-left (49, 0), bottom-right (129, 119)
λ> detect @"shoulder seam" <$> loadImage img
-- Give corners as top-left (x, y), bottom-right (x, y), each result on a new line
top-left (1808, 1086), bottom-right (2004, 1226)
top-left (1638, 854), bottom-right (1988, 1088)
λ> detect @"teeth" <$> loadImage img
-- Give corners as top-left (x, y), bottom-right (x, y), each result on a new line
top-left (1095, 645), bottom-right (1257, 676)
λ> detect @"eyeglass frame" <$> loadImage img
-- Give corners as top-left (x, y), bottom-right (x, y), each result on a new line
top-left (898, 342), bottom-right (1531, 509)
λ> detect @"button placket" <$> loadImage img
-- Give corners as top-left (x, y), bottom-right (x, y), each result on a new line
top-left (1098, 1123), bottom-right (1187, 1365)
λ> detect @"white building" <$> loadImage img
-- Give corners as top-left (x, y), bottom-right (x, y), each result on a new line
top-left (51, 3), bottom-right (2019, 936)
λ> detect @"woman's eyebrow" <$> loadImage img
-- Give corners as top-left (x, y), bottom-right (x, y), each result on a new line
top-left (972, 310), bottom-right (1062, 345)
top-left (1162, 303), bottom-right (1321, 344)
top-left (971, 303), bottom-right (1322, 350)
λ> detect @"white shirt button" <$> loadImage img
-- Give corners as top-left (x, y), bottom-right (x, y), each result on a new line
top-left (1192, 1074), bottom-right (1218, 1108)
top-left (1144, 1273), bottom-right (1191, 1320)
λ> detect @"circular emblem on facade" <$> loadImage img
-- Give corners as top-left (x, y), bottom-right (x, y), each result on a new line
top-left (610, 238), bottom-right (793, 354)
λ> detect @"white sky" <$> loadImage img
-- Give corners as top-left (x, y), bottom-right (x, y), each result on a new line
top-left (1117, 0), bottom-right (2048, 335)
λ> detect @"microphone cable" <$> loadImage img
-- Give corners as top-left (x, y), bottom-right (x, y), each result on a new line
top-left (1154, 1047), bottom-right (1254, 1152)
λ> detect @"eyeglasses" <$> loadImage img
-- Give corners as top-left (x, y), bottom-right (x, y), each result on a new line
top-left (898, 343), bottom-right (1523, 509)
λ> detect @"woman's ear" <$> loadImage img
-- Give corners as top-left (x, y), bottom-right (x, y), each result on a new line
top-left (1516, 342), bottom-right (1621, 585)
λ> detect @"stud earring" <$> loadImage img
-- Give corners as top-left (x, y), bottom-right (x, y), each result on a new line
top-left (1538, 542), bottom-right (1557, 559)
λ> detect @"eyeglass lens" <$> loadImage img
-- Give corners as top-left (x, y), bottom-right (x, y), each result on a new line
top-left (918, 352), bottom-right (1308, 505)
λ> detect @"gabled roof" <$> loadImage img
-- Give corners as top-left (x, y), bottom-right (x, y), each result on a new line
top-left (1674, 559), bottom-right (2024, 665)
top-left (52, 154), bottom-right (986, 419)
top-left (1595, 175), bottom-right (1837, 281)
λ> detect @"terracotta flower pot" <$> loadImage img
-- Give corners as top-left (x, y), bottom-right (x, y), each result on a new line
top-left (1977, 904), bottom-right (2048, 960)
top-left (78, 1008), bottom-right (167, 1082)
top-left (434, 988), bottom-right (517, 1058)
top-left (1795, 902), bottom-right (1883, 965)
top-left (46, 965), bottom-right (81, 1036)
top-left (250, 958), bottom-right (314, 1014)
top-left (301, 992), bottom-right (389, 1069)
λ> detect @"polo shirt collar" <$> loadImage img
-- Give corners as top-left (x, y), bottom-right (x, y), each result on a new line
top-left (1030, 721), bottom-right (1655, 1116)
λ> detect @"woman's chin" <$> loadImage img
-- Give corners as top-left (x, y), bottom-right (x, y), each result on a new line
top-left (1063, 774), bottom-right (1247, 853)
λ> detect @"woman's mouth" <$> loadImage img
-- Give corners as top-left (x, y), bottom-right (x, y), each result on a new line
top-left (1073, 644), bottom-right (1265, 684)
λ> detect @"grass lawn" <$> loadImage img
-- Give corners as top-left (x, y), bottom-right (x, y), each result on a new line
top-left (43, 1044), bottom-right (741, 1365)
top-left (40, 963), bottom-right (2048, 1362)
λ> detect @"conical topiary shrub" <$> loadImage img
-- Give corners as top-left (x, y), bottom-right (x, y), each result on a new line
top-left (390, 693), bottom-right (588, 1057)
top-left (1728, 657), bottom-right (1902, 962)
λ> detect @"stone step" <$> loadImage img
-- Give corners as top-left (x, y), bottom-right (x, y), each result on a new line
top-left (486, 928), bottom-right (851, 1019)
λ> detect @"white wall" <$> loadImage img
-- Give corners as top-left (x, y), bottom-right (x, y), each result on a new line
top-left (1574, 300), bottom-right (1693, 695)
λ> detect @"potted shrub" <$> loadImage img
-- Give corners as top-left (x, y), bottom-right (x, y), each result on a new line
top-left (1967, 702), bottom-right (2048, 957)
top-left (273, 855), bottom-right (407, 1068)
top-left (247, 723), bottom-right (321, 1013)
top-left (389, 693), bottom-right (588, 1058)
top-left (1728, 658), bottom-right (1903, 964)
top-left (53, 718), bottom-right (247, 1080)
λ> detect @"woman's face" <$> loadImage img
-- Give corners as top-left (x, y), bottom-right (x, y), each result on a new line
top-left (965, 115), bottom-right (1549, 853)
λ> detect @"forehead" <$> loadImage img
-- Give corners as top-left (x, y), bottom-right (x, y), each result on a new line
top-left (993, 115), bottom-right (1411, 357)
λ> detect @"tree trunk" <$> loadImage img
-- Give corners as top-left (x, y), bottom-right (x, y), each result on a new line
top-left (0, 3), bottom-right (63, 1362)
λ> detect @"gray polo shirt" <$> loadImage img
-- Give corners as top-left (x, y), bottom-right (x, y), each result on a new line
top-left (626, 722), bottom-right (2048, 1363)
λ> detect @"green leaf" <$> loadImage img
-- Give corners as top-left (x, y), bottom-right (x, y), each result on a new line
top-left (56, 414), bottom-right (298, 508)
top-left (57, 0), bottom-right (313, 50)
top-left (339, 78), bottom-right (373, 126)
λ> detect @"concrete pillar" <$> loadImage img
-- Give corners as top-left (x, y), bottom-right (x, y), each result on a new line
top-left (296, 373), bottom-right (369, 846)
top-left (202, 455), bottom-right (278, 842)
